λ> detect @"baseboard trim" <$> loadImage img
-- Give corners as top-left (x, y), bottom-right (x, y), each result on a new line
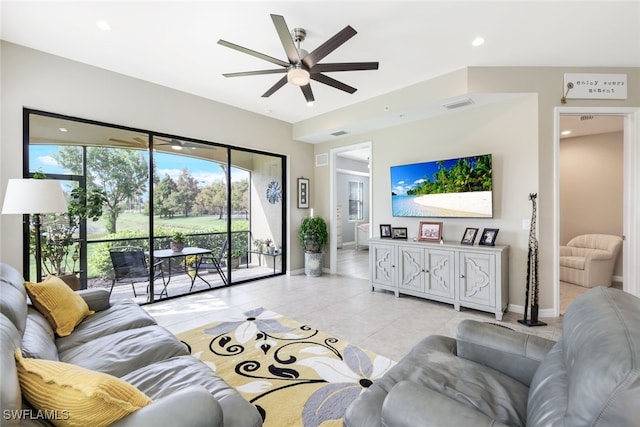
top-left (508, 304), bottom-right (555, 319)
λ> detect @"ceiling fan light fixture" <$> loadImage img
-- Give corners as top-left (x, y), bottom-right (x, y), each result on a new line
top-left (171, 144), bottom-right (183, 151)
top-left (287, 67), bottom-right (310, 86)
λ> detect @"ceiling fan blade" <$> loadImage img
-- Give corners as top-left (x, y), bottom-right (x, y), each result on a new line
top-left (223, 69), bottom-right (288, 78)
top-left (311, 74), bottom-right (357, 94)
top-left (262, 75), bottom-right (288, 98)
top-left (303, 25), bottom-right (357, 69)
top-left (218, 39), bottom-right (290, 68)
top-left (301, 84), bottom-right (315, 103)
top-left (271, 14), bottom-right (300, 65)
top-left (109, 138), bottom-right (145, 146)
top-left (311, 62), bottom-right (379, 73)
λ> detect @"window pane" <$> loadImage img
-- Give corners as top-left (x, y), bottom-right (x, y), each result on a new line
top-left (233, 149), bottom-right (285, 282)
top-left (349, 181), bottom-right (364, 221)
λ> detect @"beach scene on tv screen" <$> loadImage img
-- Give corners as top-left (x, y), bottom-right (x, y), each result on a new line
top-left (391, 154), bottom-right (493, 218)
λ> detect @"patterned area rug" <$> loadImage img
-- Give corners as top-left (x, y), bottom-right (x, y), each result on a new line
top-left (177, 307), bottom-right (396, 427)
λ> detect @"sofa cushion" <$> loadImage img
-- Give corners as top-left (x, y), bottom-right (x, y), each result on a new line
top-left (121, 355), bottom-right (263, 427)
top-left (0, 262), bottom-right (28, 335)
top-left (528, 287), bottom-right (640, 426)
top-left (1, 314), bottom-right (23, 419)
top-left (56, 300), bottom-right (157, 354)
top-left (15, 349), bottom-right (151, 427)
top-left (25, 276), bottom-right (94, 337)
top-left (559, 255), bottom-right (585, 270)
top-left (345, 334), bottom-right (528, 427)
top-left (58, 325), bottom-right (190, 378)
top-left (21, 307), bottom-right (58, 361)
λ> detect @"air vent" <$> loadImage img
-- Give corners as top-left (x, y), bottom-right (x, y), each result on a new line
top-left (580, 115), bottom-right (595, 121)
top-left (442, 98), bottom-right (474, 110)
top-left (315, 153), bottom-right (328, 167)
top-left (331, 130), bottom-right (349, 136)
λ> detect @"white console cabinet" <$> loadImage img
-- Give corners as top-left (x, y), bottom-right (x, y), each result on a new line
top-left (370, 238), bottom-right (509, 320)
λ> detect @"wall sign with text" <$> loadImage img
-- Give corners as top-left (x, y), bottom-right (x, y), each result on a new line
top-left (564, 73), bottom-right (627, 100)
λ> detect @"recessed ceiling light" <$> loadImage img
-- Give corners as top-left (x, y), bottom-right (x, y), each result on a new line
top-left (58, 127), bottom-right (68, 132)
top-left (307, 101), bottom-right (314, 107)
top-left (96, 20), bottom-right (112, 31)
top-left (471, 36), bottom-right (485, 47)
top-left (561, 130), bottom-right (572, 136)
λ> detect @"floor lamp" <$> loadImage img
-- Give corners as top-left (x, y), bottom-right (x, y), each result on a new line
top-left (2, 179), bottom-right (67, 281)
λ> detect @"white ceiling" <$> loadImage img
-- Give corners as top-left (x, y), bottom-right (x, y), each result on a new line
top-left (2, 1), bottom-right (638, 125)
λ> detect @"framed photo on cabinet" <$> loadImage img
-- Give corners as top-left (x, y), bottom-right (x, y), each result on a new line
top-left (392, 227), bottom-right (408, 240)
top-left (418, 221), bottom-right (443, 242)
top-left (461, 227), bottom-right (479, 245)
top-left (380, 224), bottom-right (392, 238)
top-left (479, 228), bottom-right (499, 246)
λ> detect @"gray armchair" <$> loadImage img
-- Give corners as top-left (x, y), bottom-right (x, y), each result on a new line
top-left (344, 286), bottom-right (640, 427)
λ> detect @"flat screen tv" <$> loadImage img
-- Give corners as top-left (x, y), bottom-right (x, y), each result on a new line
top-left (390, 154), bottom-right (493, 218)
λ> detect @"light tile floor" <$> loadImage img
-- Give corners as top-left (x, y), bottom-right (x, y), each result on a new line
top-left (144, 272), bottom-right (563, 362)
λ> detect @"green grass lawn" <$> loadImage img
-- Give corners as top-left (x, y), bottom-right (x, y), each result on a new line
top-left (88, 212), bottom-right (248, 239)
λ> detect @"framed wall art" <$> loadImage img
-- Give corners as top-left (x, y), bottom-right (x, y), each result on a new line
top-left (418, 221), bottom-right (443, 242)
top-left (297, 177), bottom-right (310, 209)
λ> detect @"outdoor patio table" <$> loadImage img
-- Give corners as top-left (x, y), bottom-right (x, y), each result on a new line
top-left (247, 249), bottom-right (282, 275)
top-left (149, 247), bottom-right (227, 292)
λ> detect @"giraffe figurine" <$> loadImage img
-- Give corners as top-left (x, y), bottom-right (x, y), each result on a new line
top-left (519, 193), bottom-right (546, 326)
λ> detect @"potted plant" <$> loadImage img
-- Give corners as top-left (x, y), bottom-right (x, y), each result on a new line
top-left (36, 185), bottom-right (106, 289)
top-left (230, 248), bottom-right (243, 269)
top-left (253, 239), bottom-right (264, 252)
top-left (298, 215), bottom-right (328, 276)
top-left (171, 232), bottom-right (185, 253)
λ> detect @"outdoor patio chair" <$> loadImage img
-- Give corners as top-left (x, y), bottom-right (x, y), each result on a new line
top-left (109, 246), bottom-right (168, 300)
top-left (196, 239), bottom-right (228, 287)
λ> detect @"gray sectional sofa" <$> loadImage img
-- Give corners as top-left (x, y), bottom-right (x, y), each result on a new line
top-left (345, 285), bottom-right (640, 427)
top-left (0, 263), bottom-right (262, 427)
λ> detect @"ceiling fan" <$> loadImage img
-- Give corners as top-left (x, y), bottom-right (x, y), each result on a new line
top-left (218, 14), bottom-right (379, 104)
top-left (109, 136), bottom-right (198, 151)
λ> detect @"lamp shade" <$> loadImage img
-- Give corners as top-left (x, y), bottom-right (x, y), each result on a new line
top-left (2, 179), bottom-right (67, 215)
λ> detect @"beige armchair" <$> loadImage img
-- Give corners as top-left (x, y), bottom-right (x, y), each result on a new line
top-left (560, 234), bottom-right (622, 288)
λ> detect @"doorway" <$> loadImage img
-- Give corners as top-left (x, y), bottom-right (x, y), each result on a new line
top-left (554, 107), bottom-right (640, 316)
top-left (329, 142), bottom-right (372, 277)
top-left (558, 115), bottom-right (624, 312)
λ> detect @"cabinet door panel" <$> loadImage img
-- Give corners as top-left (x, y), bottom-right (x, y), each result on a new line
top-left (459, 252), bottom-right (496, 307)
top-left (425, 249), bottom-right (455, 298)
top-left (371, 243), bottom-right (395, 287)
top-left (399, 247), bottom-right (424, 292)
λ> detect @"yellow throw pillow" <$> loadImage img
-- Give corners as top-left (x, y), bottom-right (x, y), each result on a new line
top-left (25, 275), bottom-right (94, 337)
top-left (15, 349), bottom-right (152, 427)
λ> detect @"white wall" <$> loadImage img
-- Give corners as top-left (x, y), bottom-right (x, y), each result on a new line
top-left (0, 42), bottom-right (314, 272)
top-left (314, 94), bottom-right (539, 310)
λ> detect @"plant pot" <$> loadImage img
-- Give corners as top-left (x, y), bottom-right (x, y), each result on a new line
top-left (231, 257), bottom-right (240, 269)
top-left (170, 242), bottom-right (184, 253)
top-left (304, 252), bottom-right (323, 277)
top-left (57, 272), bottom-right (81, 291)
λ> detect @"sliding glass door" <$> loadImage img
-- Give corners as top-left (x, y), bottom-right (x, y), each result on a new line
top-left (25, 109), bottom-right (286, 303)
